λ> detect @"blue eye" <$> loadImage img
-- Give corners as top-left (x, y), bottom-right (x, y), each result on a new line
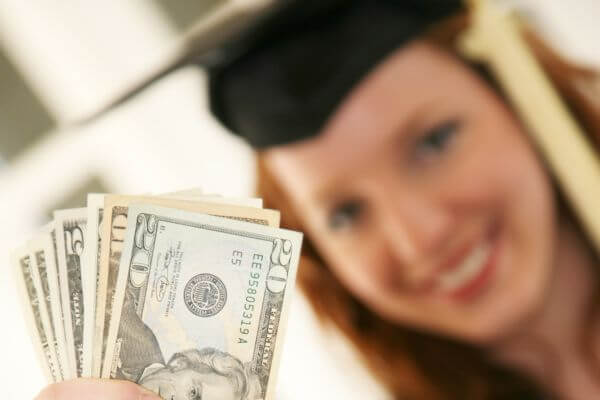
top-left (328, 201), bottom-right (363, 231)
top-left (415, 119), bottom-right (460, 156)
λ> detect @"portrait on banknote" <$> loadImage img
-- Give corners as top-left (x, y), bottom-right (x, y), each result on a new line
top-left (138, 348), bottom-right (260, 400)
top-left (117, 285), bottom-right (261, 400)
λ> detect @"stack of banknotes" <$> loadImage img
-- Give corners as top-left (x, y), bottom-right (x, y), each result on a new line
top-left (11, 189), bottom-right (303, 400)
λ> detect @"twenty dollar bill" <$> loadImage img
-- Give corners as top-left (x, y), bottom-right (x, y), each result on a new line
top-left (103, 204), bottom-right (301, 400)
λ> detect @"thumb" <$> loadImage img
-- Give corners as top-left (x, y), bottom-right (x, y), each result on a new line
top-left (34, 378), bottom-right (161, 400)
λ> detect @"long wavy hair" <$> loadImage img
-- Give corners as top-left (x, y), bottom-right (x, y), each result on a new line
top-left (257, 13), bottom-right (600, 400)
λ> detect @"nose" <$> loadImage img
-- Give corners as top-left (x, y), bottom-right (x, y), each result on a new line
top-left (375, 190), bottom-right (453, 289)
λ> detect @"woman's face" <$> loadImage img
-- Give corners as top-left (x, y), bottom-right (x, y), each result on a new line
top-left (264, 41), bottom-right (558, 344)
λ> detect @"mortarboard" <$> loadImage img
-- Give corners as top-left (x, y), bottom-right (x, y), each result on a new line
top-left (205, 0), bottom-right (462, 148)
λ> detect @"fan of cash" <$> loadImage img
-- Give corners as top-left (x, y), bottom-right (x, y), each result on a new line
top-left (11, 189), bottom-right (303, 400)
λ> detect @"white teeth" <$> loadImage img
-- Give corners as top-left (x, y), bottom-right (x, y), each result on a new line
top-left (439, 240), bottom-right (491, 292)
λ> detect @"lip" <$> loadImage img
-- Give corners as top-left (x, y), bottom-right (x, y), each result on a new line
top-left (447, 235), bottom-right (500, 302)
top-left (427, 223), bottom-right (501, 302)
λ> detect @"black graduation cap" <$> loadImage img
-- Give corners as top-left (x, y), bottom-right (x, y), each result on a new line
top-left (205, 0), bottom-right (463, 148)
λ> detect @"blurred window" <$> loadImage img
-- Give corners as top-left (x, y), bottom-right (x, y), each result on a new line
top-left (0, 49), bottom-right (54, 162)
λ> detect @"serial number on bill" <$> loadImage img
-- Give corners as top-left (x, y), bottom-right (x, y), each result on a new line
top-left (231, 250), bottom-right (265, 344)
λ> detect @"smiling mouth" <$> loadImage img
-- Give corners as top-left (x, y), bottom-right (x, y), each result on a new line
top-left (434, 223), bottom-right (501, 302)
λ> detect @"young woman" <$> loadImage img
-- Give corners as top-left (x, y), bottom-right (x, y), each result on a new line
top-left (36, 1), bottom-right (600, 399)
top-left (208, 1), bottom-right (600, 399)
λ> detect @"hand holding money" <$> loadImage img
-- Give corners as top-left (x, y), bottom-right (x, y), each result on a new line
top-left (12, 190), bottom-right (303, 400)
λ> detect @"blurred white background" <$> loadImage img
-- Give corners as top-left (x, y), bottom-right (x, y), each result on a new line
top-left (0, 0), bottom-right (598, 397)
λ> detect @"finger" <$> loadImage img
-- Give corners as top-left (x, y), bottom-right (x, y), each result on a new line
top-left (34, 378), bottom-right (161, 400)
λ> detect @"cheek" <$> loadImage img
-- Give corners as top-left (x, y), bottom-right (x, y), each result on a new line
top-left (323, 239), bottom-right (379, 295)
top-left (470, 128), bottom-right (555, 246)
top-left (307, 221), bottom-right (390, 305)
top-left (458, 122), bottom-right (557, 249)
top-left (447, 117), bottom-right (555, 235)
